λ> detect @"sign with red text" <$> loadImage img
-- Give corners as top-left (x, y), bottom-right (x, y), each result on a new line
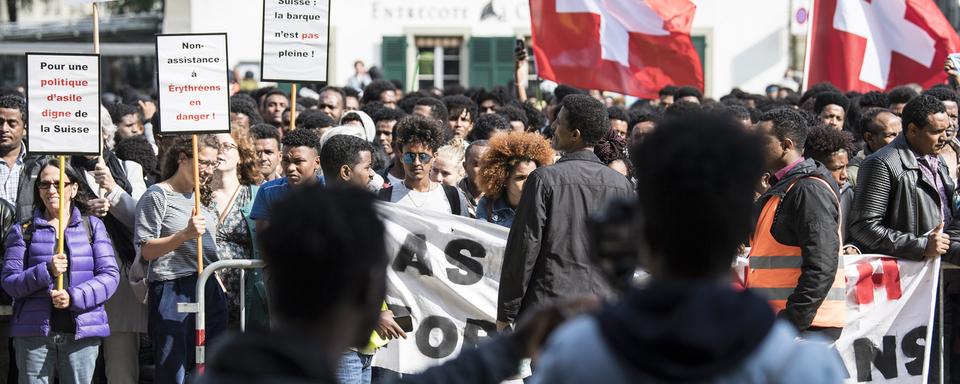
top-left (25, 53), bottom-right (101, 155)
top-left (836, 255), bottom-right (939, 383)
top-left (156, 33), bottom-right (230, 134)
top-left (260, 0), bottom-right (331, 83)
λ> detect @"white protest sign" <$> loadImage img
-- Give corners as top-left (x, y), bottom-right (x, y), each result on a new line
top-left (836, 255), bottom-right (939, 383)
top-left (26, 53), bottom-right (101, 155)
top-left (371, 202), bottom-right (509, 374)
top-left (156, 33), bottom-right (230, 134)
top-left (261, 0), bottom-right (331, 83)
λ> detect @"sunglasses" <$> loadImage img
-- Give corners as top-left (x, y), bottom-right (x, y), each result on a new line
top-left (38, 181), bottom-right (75, 190)
top-left (402, 152), bottom-right (433, 165)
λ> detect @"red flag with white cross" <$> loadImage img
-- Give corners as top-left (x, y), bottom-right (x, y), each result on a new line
top-left (807, 0), bottom-right (960, 92)
top-left (528, 0), bottom-right (703, 99)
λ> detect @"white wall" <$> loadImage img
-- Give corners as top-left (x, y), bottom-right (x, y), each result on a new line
top-left (164, 0), bottom-right (264, 69)
top-left (692, 0), bottom-right (792, 98)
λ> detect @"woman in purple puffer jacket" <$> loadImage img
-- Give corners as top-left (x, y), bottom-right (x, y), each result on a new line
top-left (1, 159), bottom-right (119, 384)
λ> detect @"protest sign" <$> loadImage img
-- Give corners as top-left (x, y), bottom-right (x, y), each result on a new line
top-left (155, 33), bottom-right (230, 134)
top-left (836, 255), bottom-right (940, 383)
top-left (260, 0), bottom-right (331, 83)
top-left (372, 202), bottom-right (508, 374)
top-left (25, 53), bottom-right (101, 155)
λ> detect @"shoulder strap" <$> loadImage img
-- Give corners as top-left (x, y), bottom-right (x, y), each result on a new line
top-left (82, 216), bottom-right (92, 244)
top-left (378, 186), bottom-right (394, 202)
top-left (442, 185), bottom-right (461, 216)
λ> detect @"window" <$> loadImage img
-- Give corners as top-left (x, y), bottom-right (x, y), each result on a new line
top-left (415, 36), bottom-right (463, 91)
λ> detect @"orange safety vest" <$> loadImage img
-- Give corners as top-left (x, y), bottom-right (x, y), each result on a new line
top-left (747, 176), bottom-right (846, 328)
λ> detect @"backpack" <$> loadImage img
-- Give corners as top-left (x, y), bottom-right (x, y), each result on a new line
top-left (378, 184), bottom-right (462, 216)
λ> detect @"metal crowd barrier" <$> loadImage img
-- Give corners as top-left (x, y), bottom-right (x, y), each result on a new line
top-left (177, 259), bottom-right (266, 374)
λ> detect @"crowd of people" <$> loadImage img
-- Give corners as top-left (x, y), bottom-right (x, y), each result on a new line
top-left (3, 50), bottom-right (960, 383)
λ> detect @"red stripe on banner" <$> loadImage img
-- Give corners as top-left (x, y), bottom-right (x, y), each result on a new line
top-left (882, 259), bottom-right (902, 300)
top-left (855, 262), bottom-right (875, 305)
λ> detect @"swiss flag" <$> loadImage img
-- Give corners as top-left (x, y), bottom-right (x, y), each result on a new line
top-left (528, 0), bottom-right (703, 99)
top-left (807, 0), bottom-right (960, 92)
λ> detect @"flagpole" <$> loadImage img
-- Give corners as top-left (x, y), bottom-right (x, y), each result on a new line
top-left (800, 2), bottom-right (815, 93)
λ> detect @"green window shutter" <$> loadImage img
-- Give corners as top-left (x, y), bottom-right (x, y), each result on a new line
top-left (691, 35), bottom-right (706, 71)
top-left (469, 37), bottom-right (515, 89)
top-left (382, 36), bottom-right (407, 89)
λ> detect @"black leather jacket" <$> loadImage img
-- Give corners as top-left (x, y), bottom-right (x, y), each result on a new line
top-left (849, 135), bottom-right (956, 260)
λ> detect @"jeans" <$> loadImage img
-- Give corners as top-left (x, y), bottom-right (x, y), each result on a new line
top-left (148, 275), bottom-right (227, 384)
top-left (13, 332), bottom-right (100, 384)
top-left (336, 350), bottom-right (373, 384)
top-left (102, 332), bottom-right (140, 384)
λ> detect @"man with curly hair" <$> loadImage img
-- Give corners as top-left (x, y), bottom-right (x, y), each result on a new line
top-left (377, 115), bottom-right (468, 216)
top-left (497, 94), bottom-right (635, 331)
top-left (248, 128), bottom-right (322, 230)
top-left (749, 107), bottom-right (845, 341)
top-left (804, 125), bottom-right (856, 241)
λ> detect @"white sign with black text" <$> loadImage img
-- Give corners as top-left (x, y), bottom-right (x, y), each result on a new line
top-left (261, 0), bottom-right (331, 83)
top-left (156, 33), bottom-right (230, 134)
top-left (26, 53), bottom-right (101, 155)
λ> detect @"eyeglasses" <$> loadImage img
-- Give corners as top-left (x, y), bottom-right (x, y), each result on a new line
top-left (198, 159), bottom-right (221, 169)
top-left (402, 152), bottom-right (433, 165)
top-left (38, 181), bottom-right (74, 191)
top-left (220, 143), bottom-right (238, 152)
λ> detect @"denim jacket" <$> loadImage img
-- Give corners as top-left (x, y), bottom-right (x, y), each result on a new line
top-left (476, 197), bottom-right (515, 228)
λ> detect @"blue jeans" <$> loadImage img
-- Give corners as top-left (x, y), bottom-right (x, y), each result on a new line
top-left (13, 332), bottom-right (100, 384)
top-left (148, 275), bottom-right (227, 384)
top-left (336, 350), bottom-right (373, 384)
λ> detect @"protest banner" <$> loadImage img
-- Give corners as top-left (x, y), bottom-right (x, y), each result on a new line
top-left (260, 0), bottom-right (331, 84)
top-left (836, 255), bottom-right (940, 383)
top-left (155, 33), bottom-right (230, 135)
top-left (372, 202), bottom-right (508, 374)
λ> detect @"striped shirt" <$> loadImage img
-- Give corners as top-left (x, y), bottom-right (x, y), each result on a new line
top-left (0, 145), bottom-right (25, 205)
top-left (135, 184), bottom-right (219, 282)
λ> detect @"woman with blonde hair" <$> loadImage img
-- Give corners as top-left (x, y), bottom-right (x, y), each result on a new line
top-left (211, 124), bottom-right (266, 328)
top-left (476, 132), bottom-right (555, 227)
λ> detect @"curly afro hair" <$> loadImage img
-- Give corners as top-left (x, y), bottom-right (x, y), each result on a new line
top-left (297, 110), bottom-right (336, 130)
top-left (443, 95), bottom-right (478, 123)
top-left (115, 135), bottom-right (158, 177)
top-left (466, 113), bottom-right (511, 142)
top-left (561, 94), bottom-right (609, 145)
top-left (394, 115), bottom-right (446, 152)
top-left (361, 80), bottom-right (397, 105)
top-left (814, 92), bottom-right (850, 114)
top-left (106, 102), bottom-right (141, 124)
top-left (0, 95), bottom-right (25, 122)
top-left (902, 94), bottom-right (947, 131)
top-left (478, 131), bottom-right (555, 200)
top-left (888, 86), bottom-right (919, 106)
top-left (804, 124), bottom-right (856, 162)
top-left (231, 95), bottom-right (264, 125)
top-left (281, 126), bottom-right (322, 153)
top-left (859, 91), bottom-right (889, 109)
top-left (922, 87), bottom-right (960, 105)
top-left (498, 105), bottom-right (528, 128)
top-left (759, 107), bottom-right (810, 153)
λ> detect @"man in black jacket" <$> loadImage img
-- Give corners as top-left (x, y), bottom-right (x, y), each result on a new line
top-left (749, 108), bottom-right (844, 341)
top-left (849, 95), bottom-right (953, 260)
top-left (496, 94), bottom-right (635, 331)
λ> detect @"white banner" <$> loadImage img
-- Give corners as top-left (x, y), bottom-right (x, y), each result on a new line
top-left (155, 33), bottom-right (230, 134)
top-left (372, 202), bottom-right (507, 374)
top-left (26, 53), bottom-right (101, 155)
top-left (837, 255), bottom-right (940, 383)
top-left (260, 0), bottom-right (331, 83)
